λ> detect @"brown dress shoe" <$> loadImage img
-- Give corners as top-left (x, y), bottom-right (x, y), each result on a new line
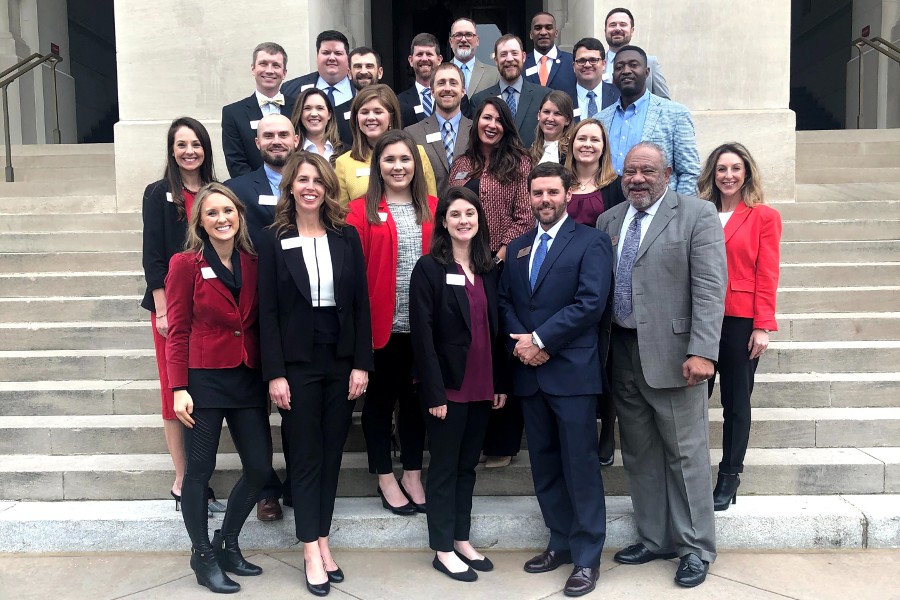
top-left (564, 566), bottom-right (599, 597)
top-left (256, 498), bottom-right (283, 521)
top-left (523, 549), bottom-right (573, 573)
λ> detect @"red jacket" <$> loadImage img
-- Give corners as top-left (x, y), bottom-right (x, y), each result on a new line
top-left (722, 202), bottom-right (782, 331)
top-left (165, 250), bottom-right (261, 388)
top-left (347, 195), bottom-right (438, 349)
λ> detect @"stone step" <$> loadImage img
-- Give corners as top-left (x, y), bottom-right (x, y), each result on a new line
top-left (776, 286), bottom-right (900, 312)
top-left (713, 373), bottom-right (900, 409)
top-left (0, 349), bottom-right (155, 381)
top-left (0, 212), bottom-right (142, 233)
top-left (0, 321), bottom-right (151, 350)
top-left (0, 251), bottom-right (141, 273)
top-left (781, 220), bottom-right (900, 242)
top-left (10, 165), bottom-right (115, 182)
top-left (0, 231), bottom-right (141, 253)
top-left (0, 295), bottom-right (144, 322)
top-left (773, 312), bottom-right (900, 341)
top-left (780, 263), bottom-right (900, 287)
top-left (772, 200), bottom-right (900, 219)
top-left (9, 143), bottom-right (115, 156)
top-left (794, 183), bottom-right (900, 202)
top-left (0, 179), bottom-right (116, 198)
top-left (0, 195), bottom-right (119, 214)
top-left (796, 152), bottom-right (900, 168)
top-left (797, 129), bottom-right (900, 143)
top-left (0, 272), bottom-right (145, 298)
top-left (759, 341), bottom-right (900, 374)
top-left (781, 240), bottom-right (899, 263)
top-left (796, 168), bottom-right (900, 185)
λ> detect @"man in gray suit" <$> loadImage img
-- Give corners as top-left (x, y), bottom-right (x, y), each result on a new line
top-left (449, 17), bottom-right (499, 98)
top-left (603, 7), bottom-right (670, 99)
top-left (596, 142), bottom-right (726, 589)
top-left (404, 63), bottom-right (471, 197)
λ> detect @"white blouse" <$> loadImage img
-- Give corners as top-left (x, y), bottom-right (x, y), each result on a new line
top-left (539, 140), bottom-right (560, 164)
top-left (719, 210), bottom-right (734, 227)
top-left (298, 234), bottom-right (336, 307)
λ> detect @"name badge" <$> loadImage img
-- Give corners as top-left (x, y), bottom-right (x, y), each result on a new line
top-left (281, 237), bottom-right (303, 250)
top-left (377, 211), bottom-right (388, 222)
top-left (300, 84), bottom-right (313, 92)
top-left (355, 167), bottom-right (370, 177)
top-left (454, 171), bottom-right (468, 180)
top-left (258, 194), bottom-right (278, 206)
top-left (425, 131), bottom-right (442, 144)
top-left (524, 65), bottom-right (539, 77)
top-left (201, 267), bottom-right (217, 279)
top-left (517, 246), bottom-right (532, 259)
top-left (343, 111), bottom-right (352, 120)
top-left (165, 192), bottom-right (174, 203)
top-left (572, 108), bottom-right (582, 118)
top-left (249, 120), bottom-right (259, 130)
top-left (446, 274), bottom-right (466, 286)
top-left (413, 104), bottom-right (425, 114)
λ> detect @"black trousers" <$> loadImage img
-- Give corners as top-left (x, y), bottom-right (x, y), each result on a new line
top-left (258, 429), bottom-right (289, 502)
top-left (482, 394), bottom-right (523, 456)
top-left (182, 406), bottom-right (272, 550)
top-left (362, 333), bottom-right (425, 474)
top-left (423, 400), bottom-right (492, 551)
top-left (281, 346), bottom-right (355, 542)
top-left (708, 316), bottom-right (759, 474)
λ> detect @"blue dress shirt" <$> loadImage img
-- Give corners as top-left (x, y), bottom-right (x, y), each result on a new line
top-left (608, 90), bottom-right (651, 174)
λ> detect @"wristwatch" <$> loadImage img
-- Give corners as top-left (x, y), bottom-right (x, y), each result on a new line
top-left (532, 332), bottom-right (540, 347)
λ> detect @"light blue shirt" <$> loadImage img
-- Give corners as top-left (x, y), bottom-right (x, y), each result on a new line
top-left (452, 58), bottom-right (473, 92)
top-left (435, 111), bottom-right (463, 157)
top-left (263, 164), bottom-right (282, 197)
top-left (609, 89), bottom-right (651, 174)
top-left (316, 76), bottom-right (353, 107)
top-left (603, 49), bottom-right (617, 82)
top-left (575, 83), bottom-right (603, 120)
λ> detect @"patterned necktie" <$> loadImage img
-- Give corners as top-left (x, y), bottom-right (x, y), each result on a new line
top-left (530, 232), bottom-right (551, 291)
top-left (258, 93), bottom-right (285, 109)
top-left (586, 90), bottom-right (598, 119)
top-left (539, 56), bottom-right (549, 86)
top-left (505, 87), bottom-right (518, 117)
top-left (614, 211), bottom-right (647, 321)
top-left (325, 86), bottom-right (337, 109)
top-left (421, 88), bottom-right (433, 117)
top-left (442, 120), bottom-right (455, 166)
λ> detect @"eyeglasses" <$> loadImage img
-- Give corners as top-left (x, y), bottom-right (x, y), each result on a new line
top-left (575, 57), bottom-right (602, 66)
top-left (451, 32), bottom-right (477, 40)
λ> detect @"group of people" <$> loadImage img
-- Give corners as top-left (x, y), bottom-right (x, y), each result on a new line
top-left (141, 7), bottom-right (782, 598)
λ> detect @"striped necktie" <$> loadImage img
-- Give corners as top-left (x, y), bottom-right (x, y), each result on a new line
top-left (442, 120), bottom-right (455, 166)
top-left (421, 88), bottom-right (433, 117)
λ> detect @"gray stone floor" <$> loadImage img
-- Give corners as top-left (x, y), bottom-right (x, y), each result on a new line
top-left (0, 549), bottom-right (898, 600)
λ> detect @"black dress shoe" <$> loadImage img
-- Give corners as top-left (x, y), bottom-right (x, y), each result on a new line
top-left (564, 566), bottom-right (599, 597)
top-left (377, 487), bottom-right (417, 515)
top-left (432, 554), bottom-right (477, 582)
top-left (713, 472), bottom-right (740, 511)
top-left (305, 562), bottom-right (331, 596)
top-left (613, 543), bottom-right (678, 565)
top-left (454, 550), bottom-right (493, 572)
top-left (674, 553), bottom-right (709, 587)
top-left (598, 454), bottom-right (615, 467)
top-left (398, 480), bottom-right (427, 513)
top-left (326, 566), bottom-right (344, 583)
top-left (523, 549), bottom-right (573, 573)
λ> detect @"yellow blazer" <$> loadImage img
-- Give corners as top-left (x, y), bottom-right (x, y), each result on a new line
top-left (335, 145), bottom-right (437, 205)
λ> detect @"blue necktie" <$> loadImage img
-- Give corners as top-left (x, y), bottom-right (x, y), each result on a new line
top-left (586, 90), bottom-right (598, 119)
top-left (442, 120), bottom-right (455, 166)
top-left (505, 87), bottom-right (518, 117)
top-left (421, 88), bottom-right (433, 117)
top-left (614, 211), bottom-right (647, 321)
top-left (325, 86), bottom-right (337, 109)
top-left (460, 63), bottom-right (471, 92)
top-left (530, 232), bottom-right (551, 291)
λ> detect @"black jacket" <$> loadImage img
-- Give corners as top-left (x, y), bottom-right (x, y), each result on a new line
top-left (221, 93), bottom-right (296, 178)
top-left (141, 180), bottom-right (188, 312)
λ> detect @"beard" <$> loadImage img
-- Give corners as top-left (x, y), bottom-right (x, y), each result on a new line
top-left (263, 151), bottom-right (288, 168)
top-left (455, 46), bottom-right (474, 60)
top-left (624, 182), bottom-right (666, 210)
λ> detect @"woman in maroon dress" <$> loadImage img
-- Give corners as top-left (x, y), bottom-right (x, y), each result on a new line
top-left (563, 118), bottom-right (625, 227)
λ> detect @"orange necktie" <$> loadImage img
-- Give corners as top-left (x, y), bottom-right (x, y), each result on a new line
top-left (539, 56), bottom-right (549, 86)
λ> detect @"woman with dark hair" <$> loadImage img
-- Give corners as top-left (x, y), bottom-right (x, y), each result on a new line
top-left (449, 96), bottom-right (531, 468)
top-left (564, 118), bottom-right (626, 228)
top-left (258, 152), bottom-right (373, 595)
top-left (698, 142), bottom-right (781, 511)
top-left (410, 187), bottom-right (508, 582)
top-left (529, 90), bottom-right (575, 165)
top-left (166, 183), bottom-right (272, 594)
top-left (335, 84), bottom-right (436, 204)
top-left (347, 129), bottom-right (437, 516)
top-left (290, 87), bottom-right (344, 162)
top-left (140, 117), bottom-right (225, 515)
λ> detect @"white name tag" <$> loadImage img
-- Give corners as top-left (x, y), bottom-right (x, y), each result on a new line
top-left (165, 192), bottom-right (174, 203)
top-left (258, 194), bottom-right (278, 206)
top-left (454, 171), bottom-right (468, 180)
top-left (300, 84), bottom-right (313, 92)
top-left (201, 267), bottom-right (217, 279)
top-left (281, 237), bottom-right (303, 250)
top-left (572, 108), bottom-right (582, 118)
top-left (355, 167), bottom-right (370, 177)
top-left (413, 104), bottom-right (425, 114)
top-left (524, 65), bottom-right (539, 77)
top-left (446, 274), bottom-right (466, 286)
top-left (343, 111), bottom-right (352, 120)
top-left (249, 120), bottom-right (259, 130)
top-left (425, 131), bottom-right (442, 144)
top-left (378, 211), bottom-right (388, 222)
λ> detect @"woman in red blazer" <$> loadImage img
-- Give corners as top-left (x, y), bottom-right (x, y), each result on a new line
top-left (166, 183), bottom-right (272, 594)
top-left (699, 143), bottom-right (782, 511)
top-left (347, 130), bottom-right (437, 516)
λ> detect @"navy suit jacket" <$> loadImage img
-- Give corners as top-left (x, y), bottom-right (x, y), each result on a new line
top-left (221, 93), bottom-right (296, 178)
top-left (470, 80), bottom-right (549, 148)
top-left (280, 72), bottom-right (317, 100)
top-left (498, 217), bottom-right (613, 397)
top-left (524, 49), bottom-right (577, 100)
top-left (224, 167), bottom-right (277, 246)
top-left (573, 82), bottom-right (620, 122)
top-left (331, 97), bottom-right (354, 147)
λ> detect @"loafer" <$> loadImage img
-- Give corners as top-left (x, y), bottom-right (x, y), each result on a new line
top-left (523, 549), bottom-right (573, 573)
top-left (256, 498), bottom-right (283, 521)
top-left (432, 554), bottom-right (477, 582)
top-left (613, 543), bottom-right (677, 565)
top-left (674, 553), bottom-right (708, 587)
top-left (564, 566), bottom-right (599, 597)
top-left (454, 550), bottom-right (493, 572)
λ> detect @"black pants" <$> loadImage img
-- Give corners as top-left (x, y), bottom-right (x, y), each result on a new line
top-left (482, 343), bottom-right (522, 456)
top-left (362, 333), bottom-right (425, 474)
top-left (424, 400), bottom-right (492, 551)
top-left (281, 347), bottom-right (356, 542)
top-left (258, 431), bottom-right (289, 502)
top-left (708, 316), bottom-right (758, 474)
top-left (182, 406), bottom-right (272, 550)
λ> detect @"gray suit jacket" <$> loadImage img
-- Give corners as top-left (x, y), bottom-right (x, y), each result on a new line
top-left (462, 58), bottom-right (500, 97)
top-left (647, 56), bottom-right (670, 100)
top-left (404, 114), bottom-right (472, 198)
top-left (596, 189), bottom-right (726, 389)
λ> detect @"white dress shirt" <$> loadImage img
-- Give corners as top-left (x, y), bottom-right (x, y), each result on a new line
top-left (532, 46), bottom-right (559, 80)
top-left (616, 194), bottom-right (664, 262)
top-left (303, 138), bottom-right (335, 162)
top-left (255, 90), bottom-right (285, 116)
top-left (297, 234), bottom-right (336, 307)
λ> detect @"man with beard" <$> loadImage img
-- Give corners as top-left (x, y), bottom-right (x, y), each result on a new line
top-left (523, 12), bottom-right (577, 101)
top-left (471, 34), bottom-right (549, 147)
top-left (498, 162), bottom-right (612, 598)
top-left (596, 142), bottom-right (726, 589)
top-left (222, 42), bottom-right (296, 178)
top-left (598, 45), bottom-right (699, 195)
top-left (404, 63), bottom-right (472, 197)
top-left (449, 17), bottom-right (498, 97)
top-left (603, 8), bottom-right (669, 99)
top-left (281, 30), bottom-right (354, 107)
top-left (572, 38), bottom-right (620, 120)
top-left (332, 47), bottom-right (384, 146)
top-left (398, 33), bottom-right (443, 127)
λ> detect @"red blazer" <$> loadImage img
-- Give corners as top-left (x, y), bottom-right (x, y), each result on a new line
top-left (722, 202), bottom-right (782, 331)
top-left (165, 250), bottom-right (261, 389)
top-left (347, 195), bottom-right (438, 349)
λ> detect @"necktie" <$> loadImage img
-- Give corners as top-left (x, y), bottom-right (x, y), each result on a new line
top-left (325, 86), bottom-right (337, 109)
top-left (442, 120), bottom-right (455, 166)
top-left (421, 88), bottom-right (433, 117)
top-left (259, 93), bottom-right (285, 113)
top-left (586, 90), bottom-right (598, 119)
top-left (614, 211), bottom-right (647, 321)
top-left (539, 56), bottom-right (549, 86)
top-left (460, 63), bottom-right (470, 92)
top-left (530, 232), bottom-right (551, 291)
top-left (505, 87), bottom-right (518, 117)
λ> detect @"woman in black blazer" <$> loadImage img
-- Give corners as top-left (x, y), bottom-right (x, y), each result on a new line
top-left (257, 151), bottom-right (373, 597)
top-left (409, 187), bottom-right (508, 583)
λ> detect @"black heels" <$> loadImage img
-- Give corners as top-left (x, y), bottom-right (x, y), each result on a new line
top-left (326, 566), bottom-right (344, 583)
top-left (190, 547), bottom-right (240, 594)
top-left (713, 472), bottom-right (740, 511)
top-left (377, 486), bottom-right (416, 515)
top-left (398, 480), bottom-right (426, 513)
top-left (211, 529), bottom-right (262, 576)
top-left (304, 561), bottom-right (331, 596)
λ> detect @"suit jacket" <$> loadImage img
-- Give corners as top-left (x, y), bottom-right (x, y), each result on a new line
top-left (498, 217), bottom-right (613, 397)
top-left (332, 97), bottom-right (354, 147)
top-left (282, 72), bottom-right (356, 107)
top-left (256, 225), bottom-right (374, 381)
top-left (409, 255), bottom-right (507, 408)
top-left (524, 48), bottom-right (577, 100)
top-left (470, 80), bottom-right (550, 148)
top-left (596, 189), bottom-right (727, 389)
top-left (398, 85), bottom-right (473, 127)
top-left (224, 167), bottom-right (277, 247)
top-left (605, 55), bottom-right (669, 99)
top-left (221, 93), bottom-right (296, 178)
top-left (598, 93), bottom-right (700, 196)
top-left (722, 202), bottom-right (782, 330)
top-left (141, 180), bottom-right (188, 312)
top-left (404, 113), bottom-right (472, 198)
top-left (459, 58), bottom-right (500, 97)
top-left (574, 82), bottom-right (620, 122)
top-left (165, 251), bottom-right (261, 388)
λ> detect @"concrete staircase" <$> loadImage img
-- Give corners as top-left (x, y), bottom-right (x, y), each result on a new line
top-left (0, 133), bottom-right (899, 551)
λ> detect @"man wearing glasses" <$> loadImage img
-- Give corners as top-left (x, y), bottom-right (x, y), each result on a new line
top-left (449, 18), bottom-right (499, 97)
top-left (572, 38), bottom-right (620, 121)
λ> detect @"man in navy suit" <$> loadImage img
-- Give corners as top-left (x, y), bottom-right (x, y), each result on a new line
top-left (498, 161), bottom-right (612, 597)
top-left (572, 38), bottom-right (620, 120)
top-left (523, 12), bottom-right (577, 101)
top-left (221, 42), bottom-right (296, 178)
top-left (281, 30), bottom-right (354, 106)
top-left (398, 33), bottom-right (443, 128)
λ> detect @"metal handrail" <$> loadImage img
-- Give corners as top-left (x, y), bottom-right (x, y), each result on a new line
top-left (1, 50), bottom-right (63, 182)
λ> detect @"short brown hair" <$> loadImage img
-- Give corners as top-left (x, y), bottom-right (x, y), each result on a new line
top-left (494, 33), bottom-right (524, 56)
top-left (252, 42), bottom-right (287, 67)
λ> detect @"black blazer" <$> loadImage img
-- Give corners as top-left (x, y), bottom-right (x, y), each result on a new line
top-left (141, 179), bottom-right (189, 312)
top-left (221, 93), bottom-right (296, 178)
top-left (409, 255), bottom-right (508, 408)
top-left (257, 224), bottom-right (374, 381)
top-left (224, 167), bottom-right (276, 247)
top-left (331, 97), bottom-right (354, 147)
top-left (280, 72), bottom-right (317, 100)
top-left (398, 85), bottom-right (473, 128)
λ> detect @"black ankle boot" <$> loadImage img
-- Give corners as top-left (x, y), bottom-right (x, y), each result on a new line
top-left (713, 472), bottom-right (740, 511)
top-left (212, 529), bottom-right (263, 576)
top-left (190, 546), bottom-right (241, 593)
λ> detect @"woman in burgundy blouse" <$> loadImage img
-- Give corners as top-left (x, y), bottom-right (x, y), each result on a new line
top-left (409, 186), bottom-right (508, 582)
top-left (563, 118), bottom-right (625, 227)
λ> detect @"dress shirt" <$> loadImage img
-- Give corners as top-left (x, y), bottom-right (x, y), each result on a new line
top-left (303, 137), bottom-right (335, 161)
top-left (532, 46), bottom-right (559, 76)
top-left (528, 213), bottom-right (569, 349)
top-left (609, 89), bottom-right (651, 175)
top-left (255, 90), bottom-right (285, 116)
top-left (452, 58), bottom-right (473, 91)
top-left (538, 140), bottom-right (560, 164)
top-left (316, 76), bottom-right (353, 107)
top-left (297, 233), bottom-right (336, 307)
top-left (435, 111), bottom-right (463, 145)
top-left (603, 49), bottom-right (617, 82)
top-left (501, 76), bottom-right (523, 97)
top-left (576, 83), bottom-right (603, 119)
top-left (614, 194), bottom-right (663, 328)
top-left (263, 163), bottom-right (282, 196)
